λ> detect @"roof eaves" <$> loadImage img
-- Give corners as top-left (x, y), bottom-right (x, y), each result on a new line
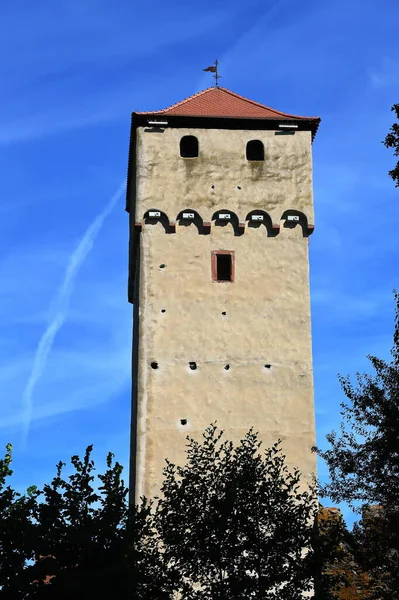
top-left (132, 111), bottom-right (321, 142)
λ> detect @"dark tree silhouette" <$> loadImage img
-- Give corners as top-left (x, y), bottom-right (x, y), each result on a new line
top-left (155, 424), bottom-right (324, 600)
top-left (0, 443), bottom-right (39, 598)
top-left (0, 445), bottom-right (177, 599)
top-left (1, 432), bottom-right (348, 598)
top-left (383, 104), bottom-right (399, 187)
top-left (313, 292), bottom-right (399, 599)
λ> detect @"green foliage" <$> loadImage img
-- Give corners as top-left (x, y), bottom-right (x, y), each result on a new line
top-left (0, 444), bottom-right (13, 485)
top-left (383, 104), bottom-right (399, 187)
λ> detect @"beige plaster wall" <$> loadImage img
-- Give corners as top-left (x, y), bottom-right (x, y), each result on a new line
top-left (133, 125), bottom-right (317, 502)
top-left (135, 127), bottom-right (314, 225)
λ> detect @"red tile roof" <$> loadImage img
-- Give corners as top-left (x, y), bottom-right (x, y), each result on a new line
top-left (135, 86), bottom-right (320, 123)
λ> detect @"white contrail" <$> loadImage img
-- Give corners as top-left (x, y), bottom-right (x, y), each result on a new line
top-left (21, 180), bottom-right (127, 447)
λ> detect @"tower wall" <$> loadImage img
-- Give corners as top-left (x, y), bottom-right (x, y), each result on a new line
top-left (136, 127), bottom-right (314, 223)
top-left (131, 125), bottom-right (316, 501)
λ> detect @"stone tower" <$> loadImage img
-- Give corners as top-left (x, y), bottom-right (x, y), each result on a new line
top-left (125, 86), bottom-right (320, 503)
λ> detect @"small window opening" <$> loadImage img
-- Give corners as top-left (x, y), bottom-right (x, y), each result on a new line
top-left (180, 135), bottom-right (199, 158)
top-left (189, 362), bottom-right (197, 370)
top-left (151, 361), bottom-right (158, 370)
top-left (214, 253), bottom-right (233, 282)
top-left (246, 140), bottom-right (264, 161)
top-left (180, 419), bottom-right (187, 426)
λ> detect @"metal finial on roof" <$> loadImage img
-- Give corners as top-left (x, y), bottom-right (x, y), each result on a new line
top-left (202, 60), bottom-right (221, 87)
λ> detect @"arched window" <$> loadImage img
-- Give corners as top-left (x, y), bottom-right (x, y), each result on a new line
top-left (246, 140), bottom-right (264, 161)
top-left (180, 135), bottom-right (199, 158)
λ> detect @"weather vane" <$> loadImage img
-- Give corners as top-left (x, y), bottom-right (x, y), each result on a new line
top-left (203, 60), bottom-right (221, 87)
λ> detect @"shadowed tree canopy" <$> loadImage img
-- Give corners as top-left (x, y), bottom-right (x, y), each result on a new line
top-left (1, 430), bottom-right (352, 599)
top-left (155, 424), bottom-right (324, 600)
top-left (383, 104), bottom-right (399, 187)
top-left (0, 443), bottom-right (40, 598)
top-left (0, 445), bottom-right (178, 599)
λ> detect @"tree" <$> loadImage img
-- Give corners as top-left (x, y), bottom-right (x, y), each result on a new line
top-left (1, 433), bottom-right (349, 599)
top-left (313, 292), bottom-right (399, 599)
top-left (0, 444), bottom-right (177, 599)
top-left (0, 443), bottom-right (40, 599)
top-left (383, 104), bottom-right (399, 187)
top-left (155, 423), bottom-right (323, 600)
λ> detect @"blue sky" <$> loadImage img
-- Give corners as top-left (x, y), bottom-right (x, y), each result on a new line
top-left (1, 0), bottom-right (398, 528)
